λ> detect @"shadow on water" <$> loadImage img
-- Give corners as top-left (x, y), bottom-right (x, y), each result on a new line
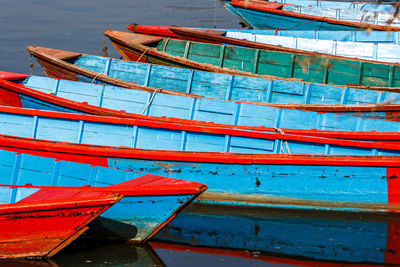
top-left (153, 203), bottom-right (400, 266)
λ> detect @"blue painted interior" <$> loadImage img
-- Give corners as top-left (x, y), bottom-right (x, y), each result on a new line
top-left (20, 64), bottom-right (400, 128)
top-left (210, 29), bottom-right (400, 44)
top-left (19, 75), bottom-right (400, 132)
top-left (0, 187), bottom-right (39, 204)
top-left (220, 31), bottom-right (400, 63)
top-left (0, 104), bottom-right (399, 156)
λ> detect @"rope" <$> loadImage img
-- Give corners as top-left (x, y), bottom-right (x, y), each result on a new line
top-left (136, 48), bottom-right (150, 62)
top-left (29, 54), bottom-right (34, 76)
top-left (162, 38), bottom-right (171, 53)
top-left (102, 35), bottom-right (108, 57)
top-left (141, 88), bottom-right (162, 114)
top-left (91, 73), bottom-right (101, 84)
top-left (273, 127), bottom-right (291, 154)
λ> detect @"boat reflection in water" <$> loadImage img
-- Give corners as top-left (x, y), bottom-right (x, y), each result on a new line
top-left (50, 239), bottom-right (165, 267)
top-left (5, 205), bottom-right (400, 266)
top-left (153, 204), bottom-right (400, 266)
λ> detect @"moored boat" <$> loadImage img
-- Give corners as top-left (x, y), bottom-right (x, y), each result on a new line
top-left (0, 184), bottom-right (120, 259)
top-left (226, 0), bottom-right (400, 31)
top-left (0, 106), bottom-right (399, 211)
top-left (102, 30), bottom-right (400, 88)
top-left (4, 71), bottom-right (400, 138)
top-left (5, 72), bottom-right (400, 142)
top-left (25, 47), bottom-right (400, 122)
top-left (0, 146), bottom-right (206, 243)
top-left (127, 24), bottom-right (400, 63)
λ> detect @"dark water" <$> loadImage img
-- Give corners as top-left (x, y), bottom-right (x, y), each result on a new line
top-left (0, 0), bottom-right (239, 75)
top-left (1, 1), bottom-right (399, 266)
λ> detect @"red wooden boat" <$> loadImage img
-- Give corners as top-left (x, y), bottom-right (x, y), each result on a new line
top-left (0, 184), bottom-right (120, 259)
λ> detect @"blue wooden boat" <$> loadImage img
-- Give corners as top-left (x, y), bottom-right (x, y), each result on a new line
top-left (0, 146), bottom-right (206, 243)
top-left (202, 29), bottom-right (400, 44)
top-left (154, 204), bottom-right (400, 265)
top-left (4, 72), bottom-right (400, 141)
top-left (226, 0), bottom-right (400, 31)
top-left (0, 106), bottom-right (400, 212)
top-left (26, 47), bottom-right (400, 121)
top-left (129, 25), bottom-right (400, 63)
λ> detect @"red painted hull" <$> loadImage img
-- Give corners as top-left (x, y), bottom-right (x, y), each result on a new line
top-left (0, 187), bottom-right (120, 259)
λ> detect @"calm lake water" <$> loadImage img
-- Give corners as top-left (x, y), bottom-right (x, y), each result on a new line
top-left (1, 1), bottom-right (400, 266)
top-left (0, 0), bottom-right (239, 75)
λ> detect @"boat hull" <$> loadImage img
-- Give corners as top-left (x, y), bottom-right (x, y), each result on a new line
top-left (1, 135), bottom-right (400, 213)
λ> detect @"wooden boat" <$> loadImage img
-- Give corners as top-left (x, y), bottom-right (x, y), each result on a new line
top-left (201, 29), bottom-right (400, 44)
top-left (0, 146), bottom-right (206, 243)
top-left (26, 47), bottom-right (400, 122)
top-left (0, 184), bottom-right (120, 259)
top-left (226, 0), bottom-right (400, 31)
top-left (102, 30), bottom-right (400, 88)
top-left (5, 73), bottom-right (400, 143)
top-left (127, 24), bottom-right (400, 63)
top-left (153, 204), bottom-right (400, 265)
top-left (0, 106), bottom-right (399, 211)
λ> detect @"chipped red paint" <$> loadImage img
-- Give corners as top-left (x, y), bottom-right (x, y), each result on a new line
top-left (0, 186), bottom-right (120, 259)
top-left (230, 0), bottom-right (400, 32)
top-left (4, 174), bottom-right (207, 196)
top-left (387, 168), bottom-right (400, 208)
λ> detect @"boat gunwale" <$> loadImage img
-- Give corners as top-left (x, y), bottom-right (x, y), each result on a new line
top-left (3, 133), bottom-right (400, 166)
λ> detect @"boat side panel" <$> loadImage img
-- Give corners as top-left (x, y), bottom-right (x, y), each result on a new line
top-left (0, 110), bottom-right (398, 155)
top-left (108, 158), bottom-right (390, 207)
